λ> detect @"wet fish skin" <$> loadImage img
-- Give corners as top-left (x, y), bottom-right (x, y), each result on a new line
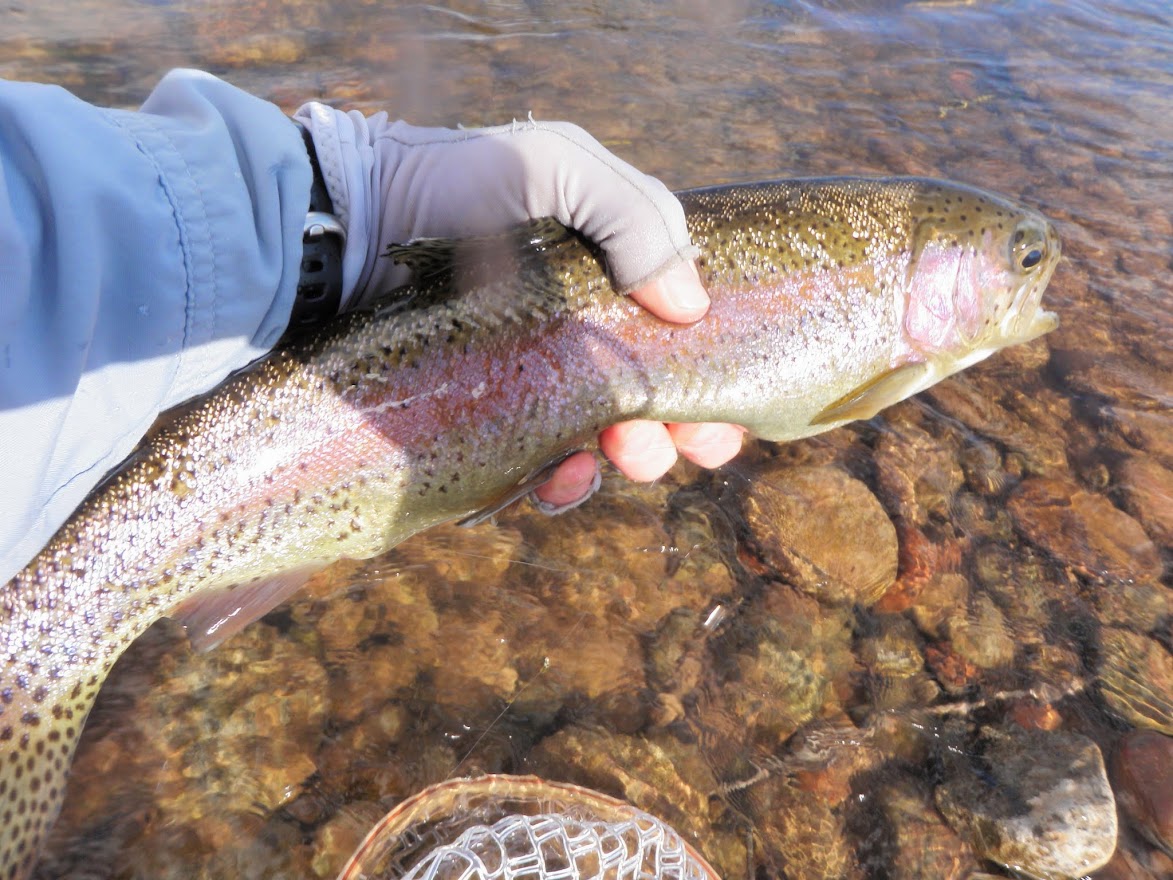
top-left (0, 176), bottom-right (1059, 878)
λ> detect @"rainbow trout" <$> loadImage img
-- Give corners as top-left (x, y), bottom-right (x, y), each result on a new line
top-left (0, 177), bottom-right (1059, 877)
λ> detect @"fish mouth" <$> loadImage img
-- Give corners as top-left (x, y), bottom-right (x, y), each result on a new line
top-left (946, 300), bottom-right (1057, 376)
top-left (1012, 305), bottom-right (1060, 343)
top-left (1001, 276), bottom-right (1059, 345)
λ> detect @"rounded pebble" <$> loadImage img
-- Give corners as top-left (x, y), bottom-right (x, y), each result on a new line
top-left (744, 465), bottom-right (898, 606)
top-left (935, 726), bottom-right (1118, 879)
top-left (1112, 730), bottom-right (1173, 854)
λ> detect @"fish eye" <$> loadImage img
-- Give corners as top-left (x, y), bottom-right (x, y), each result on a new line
top-left (1010, 218), bottom-right (1048, 273)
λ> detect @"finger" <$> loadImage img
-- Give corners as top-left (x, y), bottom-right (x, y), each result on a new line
top-left (599, 420), bottom-right (679, 482)
top-left (532, 450), bottom-right (600, 509)
top-left (627, 261), bottom-right (710, 324)
top-left (667, 422), bottom-right (747, 468)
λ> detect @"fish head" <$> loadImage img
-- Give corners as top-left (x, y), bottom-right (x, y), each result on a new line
top-left (902, 180), bottom-right (1060, 374)
top-left (806, 180), bottom-right (1061, 432)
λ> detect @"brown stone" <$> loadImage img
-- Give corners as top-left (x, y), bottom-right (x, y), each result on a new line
top-left (747, 777), bottom-right (860, 880)
top-left (862, 777), bottom-right (978, 880)
top-left (1098, 628), bottom-right (1173, 736)
top-left (1115, 456), bottom-right (1173, 548)
top-left (1112, 730), bottom-right (1173, 854)
top-left (923, 379), bottom-right (1068, 474)
top-left (1009, 477), bottom-right (1162, 582)
top-left (744, 465), bottom-right (898, 607)
top-left (947, 593), bottom-right (1017, 670)
top-left (524, 727), bottom-right (725, 858)
top-left (1106, 406), bottom-right (1173, 468)
top-left (1008, 699), bottom-right (1064, 732)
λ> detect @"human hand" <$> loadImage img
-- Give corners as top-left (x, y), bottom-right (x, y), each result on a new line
top-left (529, 260), bottom-right (746, 512)
top-left (293, 104), bottom-right (745, 509)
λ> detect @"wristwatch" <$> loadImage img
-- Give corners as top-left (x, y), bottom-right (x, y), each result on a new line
top-left (291, 123), bottom-right (346, 330)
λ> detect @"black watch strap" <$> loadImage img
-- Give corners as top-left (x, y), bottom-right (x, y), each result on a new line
top-left (291, 123), bottom-right (346, 330)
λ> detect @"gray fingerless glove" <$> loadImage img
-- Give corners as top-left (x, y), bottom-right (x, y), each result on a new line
top-left (292, 102), bottom-right (699, 308)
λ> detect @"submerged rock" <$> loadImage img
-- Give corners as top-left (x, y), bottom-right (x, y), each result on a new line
top-left (923, 378), bottom-right (1068, 474)
top-left (1097, 627), bottom-right (1173, 736)
top-left (1051, 349), bottom-right (1171, 412)
top-left (747, 777), bottom-right (860, 880)
top-left (1115, 455), bottom-right (1173, 548)
top-left (1106, 406), bottom-right (1173, 469)
top-left (1095, 581), bottom-right (1173, 634)
top-left (857, 615), bottom-right (940, 711)
top-left (726, 591), bottom-right (857, 748)
top-left (524, 726), bottom-right (748, 877)
top-left (1092, 845), bottom-right (1173, 880)
top-left (1111, 730), bottom-right (1173, 855)
top-left (873, 410), bottom-right (967, 525)
top-left (946, 592), bottom-right (1018, 671)
top-left (935, 725), bottom-right (1118, 879)
top-left (525, 727), bottom-right (717, 847)
top-left (1008, 477), bottom-right (1162, 582)
top-left (907, 571), bottom-right (970, 640)
top-left (743, 465), bottom-right (898, 607)
top-left (854, 776), bottom-right (977, 880)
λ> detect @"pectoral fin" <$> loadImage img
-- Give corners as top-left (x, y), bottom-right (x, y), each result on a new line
top-left (811, 362), bottom-right (930, 426)
top-left (172, 564), bottom-right (326, 652)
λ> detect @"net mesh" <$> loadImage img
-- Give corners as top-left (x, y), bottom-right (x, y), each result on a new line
top-left (400, 810), bottom-right (710, 880)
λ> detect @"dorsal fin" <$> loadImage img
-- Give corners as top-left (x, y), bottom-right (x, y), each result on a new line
top-left (514, 216), bottom-right (580, 250)
top-left (369, 218), bottom-right (600, 330)
top-left (384, 218), bottom-right (582, 287)
top-left (384, 237), bottom-right (459, 287)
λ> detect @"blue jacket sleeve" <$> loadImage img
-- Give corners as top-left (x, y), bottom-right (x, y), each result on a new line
top-left (0, 69), bottom-right (313, 583)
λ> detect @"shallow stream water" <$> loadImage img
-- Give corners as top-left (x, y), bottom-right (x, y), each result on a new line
top-left (3, 1), bottom-right (1170, 877)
